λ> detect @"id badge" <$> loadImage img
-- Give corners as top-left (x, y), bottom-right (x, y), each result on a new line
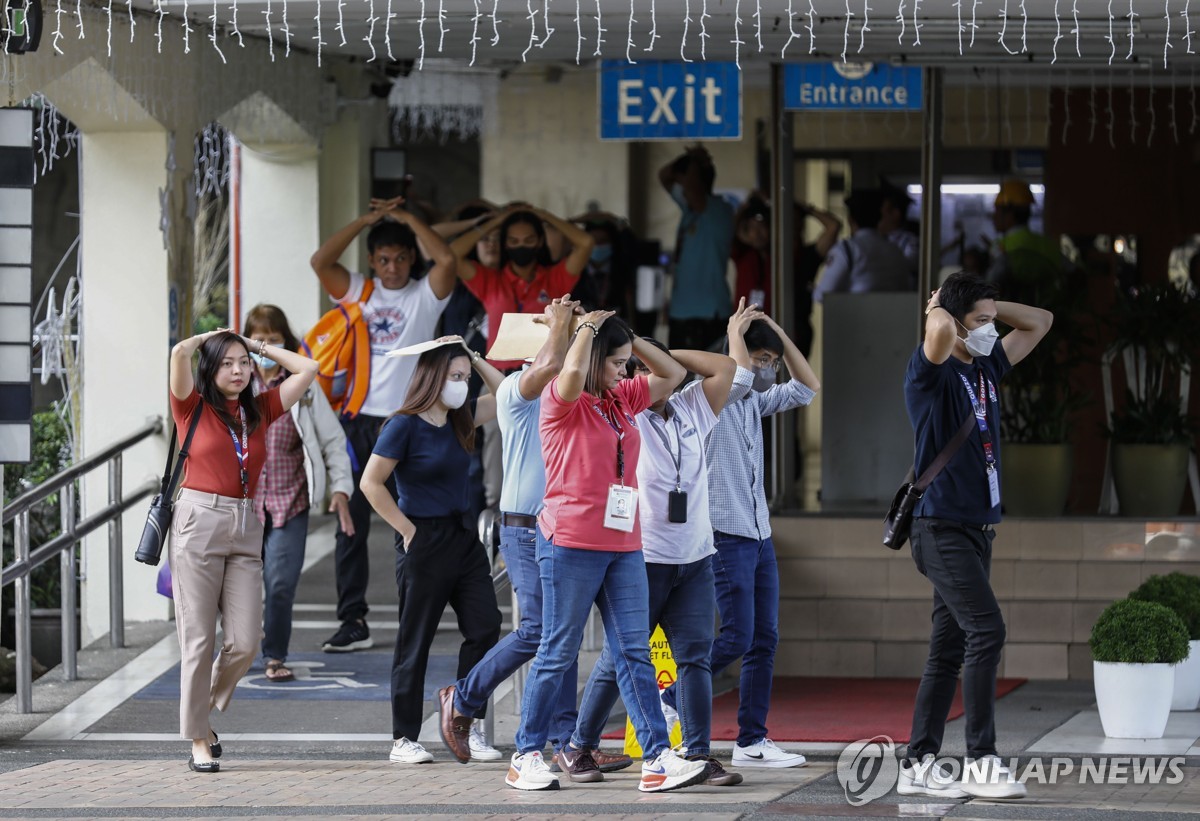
top-left (604, 484), bottom-right (638, 532)
top-left (668, 489), bottom-right (688, 523)
top-left (749, 288), bottom-right (766, 309)
top-left (988, 467), bottom-right (1001, 508)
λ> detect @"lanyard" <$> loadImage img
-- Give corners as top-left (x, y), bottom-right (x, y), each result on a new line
top-left (957, 370), bottom-right (996, 471)
top-left (227, 406), bottom-right (250, 499)
top-left (647, 408), bottom-right (683, 492)
top-left (591, 399), bottom-right (627, 483)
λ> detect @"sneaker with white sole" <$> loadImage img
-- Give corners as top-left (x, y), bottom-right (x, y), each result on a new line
top-left (960, 755), bottom-right (1027, 799)
top-left (506, 751), bottom-right (560, 791)
top-left (389, 737), bottom-right (433, 764)
top-left (469, 722), bottom-right (503, 761)
top-left (638, 747), bottom-right (708, 792)
top-left (898, 755), bottom-right (969, 798)
top-left (322, 620), bottom-right (373, 653)
top-left (732, 738), bottom-right (807, 769)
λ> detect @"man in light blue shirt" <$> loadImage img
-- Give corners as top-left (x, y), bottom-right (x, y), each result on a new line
top-left (659, 146), bottom-right (734, 351)
top-left (436, 297), bottom-right (632, 775)
top-left (814, 188), bottom-right (913, 302)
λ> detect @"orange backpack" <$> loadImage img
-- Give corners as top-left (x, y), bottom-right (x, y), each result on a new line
top-left (302, 278), bottom-right (375, 418)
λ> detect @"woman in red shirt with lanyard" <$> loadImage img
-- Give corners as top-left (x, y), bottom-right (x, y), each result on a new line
top-left (505, 313), bottom-right (707, 794)
top-left (168, 329), bottom-right (317, 773)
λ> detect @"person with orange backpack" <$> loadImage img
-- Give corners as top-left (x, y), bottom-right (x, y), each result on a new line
top-left (308, 196), bottom-right (458, 652)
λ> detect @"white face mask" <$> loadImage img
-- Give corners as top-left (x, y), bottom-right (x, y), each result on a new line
top-left (441, 380), bottom-right (469, 409)
top-left (958, 319), bottom-right (999, 358)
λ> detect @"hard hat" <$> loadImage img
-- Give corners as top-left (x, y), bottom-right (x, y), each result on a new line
top-left (995, 178), bottom-right (1035, 208)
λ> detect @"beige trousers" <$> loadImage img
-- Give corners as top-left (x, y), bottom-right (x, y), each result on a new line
top-left (170, 489), bottom-right (265, 740)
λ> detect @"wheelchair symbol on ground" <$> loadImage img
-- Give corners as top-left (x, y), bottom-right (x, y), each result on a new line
top-left (238, 660), bottom-right (379, 692)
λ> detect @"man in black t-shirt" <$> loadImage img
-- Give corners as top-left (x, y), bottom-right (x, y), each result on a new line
top-left (899, 273), bottom-right (1052, 801)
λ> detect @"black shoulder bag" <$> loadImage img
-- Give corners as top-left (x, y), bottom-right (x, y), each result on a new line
top-left (134, 408), bottom-right (203, 566)
top-left (883, 415), bottom-right (976, 550)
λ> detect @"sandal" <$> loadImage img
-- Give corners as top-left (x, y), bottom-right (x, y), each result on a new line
top-left (264, 660), bottom-right (294, 682)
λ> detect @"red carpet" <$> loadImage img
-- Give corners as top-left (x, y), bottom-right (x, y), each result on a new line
top-left (603, 676), bottom-right (1026, 743)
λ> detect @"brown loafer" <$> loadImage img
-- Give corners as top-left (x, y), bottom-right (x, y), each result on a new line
top-left (690, 754), bottom-right (743, 786)
top-left (437, 685), bottom-right (472, 763)
top-left (589, 747), bottom-right (634, 773)
top-left (552, 746), bottom-right (604, 782)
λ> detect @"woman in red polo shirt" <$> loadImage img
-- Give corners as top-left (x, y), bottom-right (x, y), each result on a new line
top-left (503, 313), bottom-right (707, 795)
top-left (451, 205), bottom-right (595, 369)
top-left (168, 329), bottom-right (317, 773)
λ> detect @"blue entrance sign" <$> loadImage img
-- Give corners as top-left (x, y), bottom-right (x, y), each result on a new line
top-left (599, 61), bottom-right (742, 141)
top-left (784, 63), bottom-right (923, 111)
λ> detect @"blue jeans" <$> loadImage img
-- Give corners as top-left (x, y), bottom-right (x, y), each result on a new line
top-left (260, 510), bottom-right (310, 663)
top-left (515, 528), bottom-right (670, 759)
top-left (573, 556), bottom-right (715, 757)
top-left (454, 522), bottom-right (578, 749)
top-left (680, 531), bottom-right (779, 747)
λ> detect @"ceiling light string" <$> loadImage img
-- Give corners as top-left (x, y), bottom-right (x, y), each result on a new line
top-left (998, 0), bottom-right (1019, 54)
top-left (842, 0), bottom-right (853, 61)
top-left (1051, 0), bottom-right (1061, 62)
top-left (540, 0), bottom-right (554, 49)
top-left (470, 0), bottom-right (482, 64)
top-left (53, 0), bottom-right (65, 54)
top-left (681, 0), bottom-right (692, 61)
top-left (626, 0), bottom-right (637, 63)
top-left (126, 0), bottom-right (135, 42)
top-left (105, 0), bottom-right (112, 56)
top-left (896, 0), bottom-right (907, 44)
top-left (362, 0), bottom-right (376, 62)
top-left (699, 0), bottom-right (710, 59)
top-left (806, 0), bottom-right (817, 52)
top-left (417, 0), bottom-right (427, 67)
top-left (859, 0), bottom-right (871, 52)
top-left (593, 0), bottom-right (605, 56)
top-left (1164, 0), bottom-right (1173, 67)
top-left (912, 0), bottom-right (922, 45)
top-left (782, 0), bottom-right (800, 57)
top-left (731, 0), bottom-right (744, 68)
top-left (438, 0), bottom-right (447, 52)
top-left (336, 0), bottom-right (346, 46)
top-left (1071, 0), bottom-right (1080, 55)
top-left (754, 0), bottom-right (763, 51)
top-left (209, 0), bottom-right (226, 62)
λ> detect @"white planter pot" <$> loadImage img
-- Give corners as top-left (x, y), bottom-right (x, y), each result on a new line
top-left (1094, 661), bottom-right (1175, 739)
top-left (1171, 640), bottom-right (1200, 711)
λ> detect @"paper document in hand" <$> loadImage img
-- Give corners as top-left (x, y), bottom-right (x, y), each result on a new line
top-left (384, 338), bottom-right (462, 358)
top-left (486, 313), bottom-right (582, 361)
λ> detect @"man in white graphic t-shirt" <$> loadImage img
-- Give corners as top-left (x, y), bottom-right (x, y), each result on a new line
top-left (310, 196), bottom-right (456, 652)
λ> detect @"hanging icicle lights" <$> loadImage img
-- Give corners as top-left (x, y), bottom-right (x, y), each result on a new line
top-left (29, 0), bottom-right (1200, 73)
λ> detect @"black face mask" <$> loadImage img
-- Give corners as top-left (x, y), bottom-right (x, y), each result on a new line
top-left (508, 246), bottom-right (538, 267)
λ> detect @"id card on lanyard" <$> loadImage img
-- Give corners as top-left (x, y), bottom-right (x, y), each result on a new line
top-left (593, 400), bottom-right (638, 533)
top-left (227, 406), bottom-right (251, 534)
top-left (958, 370), bottom-right (1000, 509)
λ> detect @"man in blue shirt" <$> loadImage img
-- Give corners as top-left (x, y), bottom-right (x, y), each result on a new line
top-left (435, 297), bottom-right (633, 776)
top-left (658, 146), bottom-right (734, 351)
top-left (900, 272), bottom-right (1051, 800)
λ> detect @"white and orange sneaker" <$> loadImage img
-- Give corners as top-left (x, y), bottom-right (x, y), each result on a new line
top-left (505, 751), bottom-right (560, 791)
top-left (638, 747), bottom-right (708, 793)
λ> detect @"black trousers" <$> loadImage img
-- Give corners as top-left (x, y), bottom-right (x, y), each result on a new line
top-left (668, 317), bottom-right (728, 353)
top-left (334, 413), bottom-right (392, 624)
top-left (906, 517), bottom-right (1006, 761)
top-left (391, 516), bottom-right (501, 741)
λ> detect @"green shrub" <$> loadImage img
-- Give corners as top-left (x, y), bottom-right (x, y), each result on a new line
top-left (1130, 572), bottom-right (1200, 641)
top-left (1090, 599), bottom-right (1190, 664)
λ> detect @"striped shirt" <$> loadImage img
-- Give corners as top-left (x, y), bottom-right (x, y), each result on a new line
top-left (253, 372), bottom-right (308, 527)
top-left (705, 366), bottom-right (817, 541)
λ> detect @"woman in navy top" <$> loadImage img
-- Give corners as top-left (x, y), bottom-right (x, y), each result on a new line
top-left (360, 338), bottom-right (505, 764)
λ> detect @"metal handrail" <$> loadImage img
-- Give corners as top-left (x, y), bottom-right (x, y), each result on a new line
top-left (1, 415), bottom-right (164, 714)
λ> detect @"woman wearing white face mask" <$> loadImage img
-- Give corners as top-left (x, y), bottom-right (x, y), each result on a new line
top-left (360, 337), bottom-right (505, 764)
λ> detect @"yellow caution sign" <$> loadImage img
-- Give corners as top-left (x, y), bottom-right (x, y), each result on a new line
top-left (623, 625), bottom-right (683, 757)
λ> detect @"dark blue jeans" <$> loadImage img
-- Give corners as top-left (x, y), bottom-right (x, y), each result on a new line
top-left (515, 528), bottom-right (670, 758)
top-left (907, 517), bottom-right (1005, 761)
top-left (669, 531), bottom-right (779, 747)
top-left (573, 556), bottom-right (716, 756)
top-left (454, 522), bottom-right (578, 750)
top-left (260, 510), bottom-right (310, 664)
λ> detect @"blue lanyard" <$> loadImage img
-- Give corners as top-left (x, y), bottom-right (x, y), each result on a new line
top-left (957, 371), bottom-right (996, 469)
top-left (227, 406), bottom-right (250, 499)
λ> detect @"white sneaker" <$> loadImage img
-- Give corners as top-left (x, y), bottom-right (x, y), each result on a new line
top-left (469, 722), bottom-right (503, 761)
top-left (897, 755), bottom-right (969, 798)
top-left (660, 693), bottom-right (680, 736)
top-left (638, 747), bottom-right (708, 792)
top-left (732, 738), bottom-right (807, 769)
top-left (960, 755), bottom-right (1028, 799)
top-left (506, 751), bottom-right (560, 791)
top-left (389, 737), bottom-right (434, 764)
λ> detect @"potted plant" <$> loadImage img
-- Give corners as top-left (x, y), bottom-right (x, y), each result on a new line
top-left (998, 254), bottom-right (1088, 515)
top-left (1090, 598), bottom-right (1190, 738)
top-left (1106, 283), bottom-right (1199, 517)
top-left (1131, 572), bottom-right (1200, 710)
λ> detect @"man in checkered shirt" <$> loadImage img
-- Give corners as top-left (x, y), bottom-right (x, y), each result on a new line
top-left (665, 299), bottom-right (821, 770)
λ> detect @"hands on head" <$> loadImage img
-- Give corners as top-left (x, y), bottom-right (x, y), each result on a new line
top-left (364, 196), bottom-right (406, 224)
top-left (728, 297), bottom-right (767, 338)
top-left (531, 295), bottom-right (583, 327)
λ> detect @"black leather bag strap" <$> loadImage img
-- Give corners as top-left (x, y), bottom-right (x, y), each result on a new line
top-left (913, 413), bottom-right (977, 492)
top-left (161, 406), bottom-right (203, 498)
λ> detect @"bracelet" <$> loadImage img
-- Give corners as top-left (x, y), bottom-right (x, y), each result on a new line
top-left (471, 351), bottom-right (482, 363)
top-left (574, 321), bottom-right (599, 338)
top-left (257, 339), bottom-right (268, 356)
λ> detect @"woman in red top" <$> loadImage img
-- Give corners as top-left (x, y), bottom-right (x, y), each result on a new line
top-left (504, 314), bottom-right (707, 795)
top-left (168, 329), bottom-right (317, 773)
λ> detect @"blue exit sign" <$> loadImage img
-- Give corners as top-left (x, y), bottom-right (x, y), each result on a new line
top-left (599, 61), bottom-right (742, 141)
top-left (784, 63), bottom-right (923, 111)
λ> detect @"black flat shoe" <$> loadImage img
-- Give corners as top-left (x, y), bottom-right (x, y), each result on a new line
top-left (209, 732), bottom-right (222, 759)
top-left (188, 755), bottom-right (220, 774)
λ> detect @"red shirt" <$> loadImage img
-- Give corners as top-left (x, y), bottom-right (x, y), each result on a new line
top-left (464, 258), bottom-right (578, 369)
top-left (732, 245), bottom-right (771, 315)
top-left (170, 388), bottom-right (285, 499)
top-left (537, 375), bottom-right (651, 551)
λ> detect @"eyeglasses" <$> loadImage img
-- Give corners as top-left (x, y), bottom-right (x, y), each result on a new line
top-left (751, 354), bottom-right (778, 369)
